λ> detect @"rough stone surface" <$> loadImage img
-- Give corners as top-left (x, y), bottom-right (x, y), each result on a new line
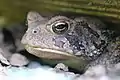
top-left (9, 53), bottom-right (29, 66)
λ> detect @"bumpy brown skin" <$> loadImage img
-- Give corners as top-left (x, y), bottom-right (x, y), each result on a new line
top-left (88, 37), bottom-right (120, 68)
top-left (21, 11), bottom-right (120, 71)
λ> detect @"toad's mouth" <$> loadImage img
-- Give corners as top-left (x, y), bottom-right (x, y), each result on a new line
top-left (24, 45), bottom-right (77, 60)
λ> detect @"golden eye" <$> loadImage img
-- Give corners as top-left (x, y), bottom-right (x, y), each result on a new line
top-left (52, 21), bottom-right (69, 34)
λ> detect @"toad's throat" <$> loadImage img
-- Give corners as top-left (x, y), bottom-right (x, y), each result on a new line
top-left (24, 45), bottom-right (77, 60)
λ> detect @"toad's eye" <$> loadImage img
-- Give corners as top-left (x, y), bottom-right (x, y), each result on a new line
top-left (52, 21), bottom-right (69, 34)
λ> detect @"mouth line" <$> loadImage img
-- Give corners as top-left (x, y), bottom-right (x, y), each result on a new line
top-left (33, 47), bottom-right (73, 56)
top-left (24, 44), bottom-right (77, 59)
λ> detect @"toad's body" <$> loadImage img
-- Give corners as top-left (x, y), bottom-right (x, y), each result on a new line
top-left (21, 11), bottom-right (120, 71)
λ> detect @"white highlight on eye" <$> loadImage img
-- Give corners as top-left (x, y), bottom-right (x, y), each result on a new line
top-left (55, 22), bottom-right (66, 26)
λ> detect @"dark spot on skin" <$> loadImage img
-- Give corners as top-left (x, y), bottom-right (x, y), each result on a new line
top-left (80, 21), bottom-right (100, 38)
top-left (64, 22), bottom-right (107, 60)
top-left (65, 35), bottom-right (80, 49)
top-left (65, 34), bottom-right (86, 55)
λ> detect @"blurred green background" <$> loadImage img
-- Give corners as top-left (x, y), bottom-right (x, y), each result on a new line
top-left (0, 0), bottom-right (120, 29)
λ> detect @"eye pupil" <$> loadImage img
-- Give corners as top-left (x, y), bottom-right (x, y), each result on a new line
top-left (57, 24), bottom-right (66, 29)
top-left (52, 21), bottom-right (69, 34)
